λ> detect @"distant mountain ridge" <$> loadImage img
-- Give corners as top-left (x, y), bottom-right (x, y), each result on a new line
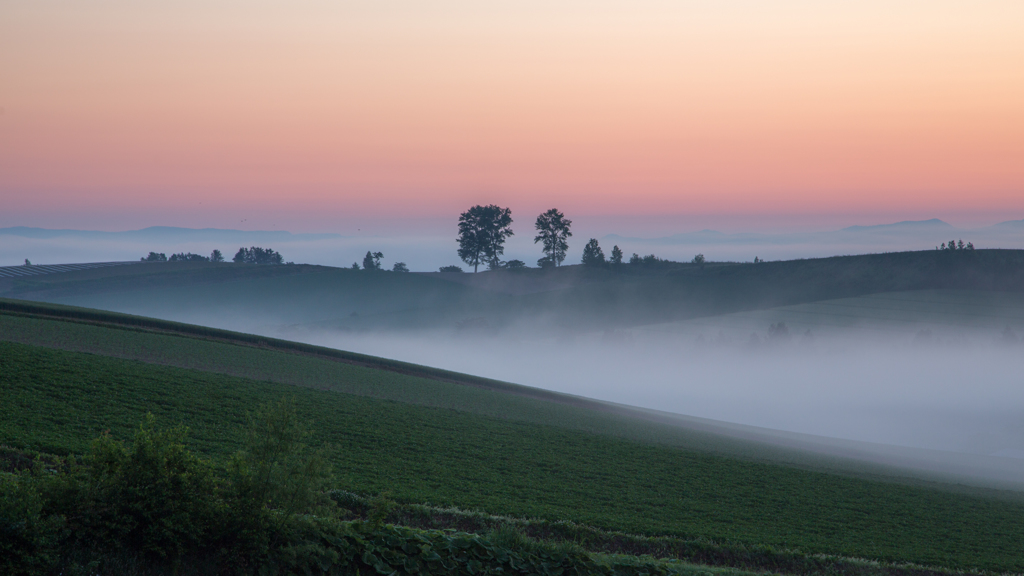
top-left (840, 218), bottom-right (954, 232)
top-left (601, 218), bottom-right (1024, 246)
top-left (0, 226), bottom-right (342, 242)
top-left (991, 219), bottom-right (1024, 229)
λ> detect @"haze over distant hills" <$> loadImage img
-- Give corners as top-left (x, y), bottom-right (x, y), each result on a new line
top-left (606, 217), bottom-right (993, 245)
top-left (3, 218), bottom-right (1024, 269)
top-left (0, 226), bottom-right (341, 242)
top-left (602, 218), bottom-right (1024, 259)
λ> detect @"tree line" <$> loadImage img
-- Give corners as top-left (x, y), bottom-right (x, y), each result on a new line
top-left (126, 222), bottom-right (984, 274)
top-left (141, 247), bottom-right (284, 264)
top-left (132, 212), bottom-right (716, 272)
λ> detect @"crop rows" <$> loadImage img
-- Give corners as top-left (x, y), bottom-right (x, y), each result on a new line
top-left (3, 339), bottom-right (1024, 571)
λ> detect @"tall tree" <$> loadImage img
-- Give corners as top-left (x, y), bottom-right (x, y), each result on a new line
top-left (534, 209), bottom-right (572, 267)
top-left (610, 245), bottom-right (623, 265)
top-left (457, 205), bottom-right (514, 273)
top-left (581, 239), bottom-right (605, 266)
top-left (362, 251), bottom-right (383, 271)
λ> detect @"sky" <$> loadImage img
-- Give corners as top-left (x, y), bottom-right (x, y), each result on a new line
top-left (2, 1), bottom-right (1023, 235)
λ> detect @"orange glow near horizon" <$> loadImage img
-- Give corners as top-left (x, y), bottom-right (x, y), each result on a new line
top-left (1, 1), bottom-right (1022, 228)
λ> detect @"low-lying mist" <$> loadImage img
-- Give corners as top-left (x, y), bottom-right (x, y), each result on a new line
top-left (273, 322), bottom-right (1024, 460)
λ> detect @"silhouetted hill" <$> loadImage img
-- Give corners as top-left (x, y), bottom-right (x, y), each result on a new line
top-left (4, 249), bottom-right (1024, 333)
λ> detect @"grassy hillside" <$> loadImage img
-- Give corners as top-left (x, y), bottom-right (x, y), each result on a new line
top-left (4, 304), bottom-right (1024, 571)
top-left (6, 296), bottom-right (1023, 492)
top-left (4, 249), bottom-right (1024, 333)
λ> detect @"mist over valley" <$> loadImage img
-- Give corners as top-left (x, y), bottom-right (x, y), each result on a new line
top-left (6, 246), bottom-right (1024, 488)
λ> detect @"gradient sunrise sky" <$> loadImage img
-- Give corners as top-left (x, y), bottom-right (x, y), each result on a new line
top-left (2, 1), bottom-right (1022, 234)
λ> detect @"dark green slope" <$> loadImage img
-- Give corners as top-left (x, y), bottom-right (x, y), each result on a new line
top-left (0, 298), bottom-right (910, 472)
top-left (6, 296), bottom-right (1022, 494)
top-left (5, 341), bottom-right (1024, 571)
top-left (3, 305), bottom-right (1024, 570)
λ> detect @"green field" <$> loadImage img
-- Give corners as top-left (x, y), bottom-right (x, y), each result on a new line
top-left (4, 303), bottom-right (1024, 572)
top-left (5, 297), bottom-right (1020, 489)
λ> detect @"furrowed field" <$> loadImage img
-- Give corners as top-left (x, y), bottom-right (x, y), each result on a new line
top-left (4, 322), bottom-right (1024, 572)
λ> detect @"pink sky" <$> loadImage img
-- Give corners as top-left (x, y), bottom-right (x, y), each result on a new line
top-left (2, 1), bottom-right (1022, 234)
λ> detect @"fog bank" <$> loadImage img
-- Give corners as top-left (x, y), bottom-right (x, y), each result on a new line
top-left (272, 325), bottom-right (1024, 461)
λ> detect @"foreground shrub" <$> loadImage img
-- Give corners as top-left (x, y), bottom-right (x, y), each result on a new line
top-left (0, 471), bottom-right (62, 576)
top-left (0, 404), bottom-right (983, 576)
top-left (56, 416), bottom-right (218, 569)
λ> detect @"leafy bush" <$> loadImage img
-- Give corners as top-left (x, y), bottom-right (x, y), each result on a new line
top-left (0, 470), bottom-right (61, 575)
top-left (767, 322), bottom-right (790, 342)
top-left (169, 252), bottom-right (211, 262)
top-left (228, 399), bottom-right (335, 523)
top-left (141, 252), bottom-right (167, 262)
top-left (0, 413), bottom-right (732, 576)
top-left (233, 247), bottom-right (284, 265)
top-left (438, 265), bottom-right (464, 273)
top-left (627, 253), bottom-right (673, 267)
top-left (58, 415), bottom-right (218, 568)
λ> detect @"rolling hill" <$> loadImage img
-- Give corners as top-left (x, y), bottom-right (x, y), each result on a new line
top-left (4, 249), bottom-right (1024, 336)
top-left (3, 299), bottom-right (1024, 572)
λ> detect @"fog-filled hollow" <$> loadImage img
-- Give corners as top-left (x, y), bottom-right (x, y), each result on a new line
top-left (10, 248), bottom-right (1024, 487)
top-left (267, 322), bottom-right (1024, 461)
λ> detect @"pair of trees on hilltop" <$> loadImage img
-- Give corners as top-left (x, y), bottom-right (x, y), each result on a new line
top-left (455, 205), bottom-right (573, 272)
top-left (579, 239), bottom-right (627, 267)
top-left (455, 206), bottom-right (705, 271)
